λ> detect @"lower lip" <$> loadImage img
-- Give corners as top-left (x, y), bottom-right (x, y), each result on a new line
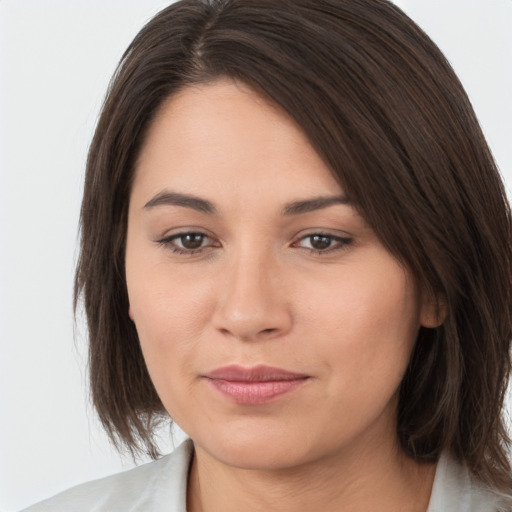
top-left (206, 378), bottom-right (308, 404)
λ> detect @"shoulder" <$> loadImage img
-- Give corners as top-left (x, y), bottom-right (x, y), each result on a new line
top-left (428, 453), bottom-right (512, 512)
top-left (21, 439), bottom-right (193, 512)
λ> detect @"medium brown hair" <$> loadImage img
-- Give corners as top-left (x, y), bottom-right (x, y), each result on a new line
top-left (75, 0), bottom-right (512, 493)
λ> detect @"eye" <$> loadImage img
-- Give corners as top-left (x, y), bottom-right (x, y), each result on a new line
top-left (175, 233), bottom-right (208, 250)
top-left (295, 233), bottom-right (353, 253)
top-left (157, 231), bottom-right (218, 254)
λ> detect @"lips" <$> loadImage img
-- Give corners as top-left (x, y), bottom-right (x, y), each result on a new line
top-left (203, 365), bottom-right (310, 404)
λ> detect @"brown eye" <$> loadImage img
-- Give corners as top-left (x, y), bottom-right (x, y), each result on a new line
top-left (295, 233), bottom-right (353, 253)
top-left (177, 233), bottom-right (206, 249)
top-left (157, 231), bottom-right (216, 254)
top-left (309, 235), bottom-right (332, 250)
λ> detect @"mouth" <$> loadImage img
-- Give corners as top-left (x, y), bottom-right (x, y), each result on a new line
top-left (202, 365), bottom-right (310, 404)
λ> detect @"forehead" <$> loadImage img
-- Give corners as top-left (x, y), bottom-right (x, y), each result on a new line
top-left (132, 79), bottom-right (343, 206)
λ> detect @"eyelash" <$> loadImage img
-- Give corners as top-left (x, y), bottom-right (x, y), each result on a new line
top-left (293, 233), bottom-right (353, 254)
top-left (157, 231), bottom-right (353, 256)
top-left (157, 232), bottom-right (217, 255)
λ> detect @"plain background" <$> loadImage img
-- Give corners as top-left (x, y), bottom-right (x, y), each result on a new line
top-left (0, 1), bottom-right (511, 511)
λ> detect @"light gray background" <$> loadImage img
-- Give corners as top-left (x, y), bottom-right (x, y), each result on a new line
top-left (1, 1), bottom-right (511, 511)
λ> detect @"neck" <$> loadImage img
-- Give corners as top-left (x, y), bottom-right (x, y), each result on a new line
top-left (187, 438), bottom-right (436, 512)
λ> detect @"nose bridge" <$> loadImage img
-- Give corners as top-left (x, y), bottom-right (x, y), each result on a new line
top-left (213, 239), bottom-right (291, 341)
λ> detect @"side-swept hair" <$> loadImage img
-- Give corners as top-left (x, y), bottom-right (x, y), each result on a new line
top-left (75, 0), bottom-right (512, 493)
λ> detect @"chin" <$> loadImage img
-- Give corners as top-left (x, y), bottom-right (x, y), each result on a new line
top-left (188, 422), bottom-right (317, 471)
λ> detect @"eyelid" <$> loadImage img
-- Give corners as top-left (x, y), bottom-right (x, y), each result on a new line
top-left (292, 230), bottom-right (354, 254)
top-left (154, 227), bottom-right (354, 256)
top-left (155, 225), bottom-right (217, 242)
top-left (155, 228), bottom-right (221, 255)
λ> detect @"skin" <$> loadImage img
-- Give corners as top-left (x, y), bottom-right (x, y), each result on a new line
top-left (126, 79), bottom-right (440, 512)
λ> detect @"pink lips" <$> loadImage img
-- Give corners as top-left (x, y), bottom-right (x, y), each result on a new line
top-left (203, 365), bottom-right (309, 404)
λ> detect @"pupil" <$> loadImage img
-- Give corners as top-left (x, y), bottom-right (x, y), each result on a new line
top-left (182, 234), bottom-right (204, 249)
top-left (311, 235), bottom-right (331, 250)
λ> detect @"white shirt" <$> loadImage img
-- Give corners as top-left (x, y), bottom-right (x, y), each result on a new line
top-left (22, 439), bottom-right (510, 511)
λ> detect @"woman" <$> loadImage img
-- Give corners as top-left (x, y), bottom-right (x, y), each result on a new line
top-left (23, 0), bottom-right (512, 510)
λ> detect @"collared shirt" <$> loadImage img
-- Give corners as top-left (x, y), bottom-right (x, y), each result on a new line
top-left (22, 439), bottom-right (510, 512)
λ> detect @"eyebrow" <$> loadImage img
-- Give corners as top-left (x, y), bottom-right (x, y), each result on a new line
top-left (144, 191), bottom-right (217, 214)
top-left (282, 195), bottom-right (350, 215)
top-left (143, 191), bottom-right (350, 216)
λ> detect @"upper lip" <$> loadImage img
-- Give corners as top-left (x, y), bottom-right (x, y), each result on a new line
top-left (204, 365), bottom-right (309, 382)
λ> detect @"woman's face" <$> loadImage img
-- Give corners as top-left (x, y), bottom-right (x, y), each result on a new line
top-left (126, 80), bottom-right (436, 470)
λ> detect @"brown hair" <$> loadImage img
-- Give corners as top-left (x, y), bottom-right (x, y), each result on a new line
top-left (75, 0), bottom-right (512, 493)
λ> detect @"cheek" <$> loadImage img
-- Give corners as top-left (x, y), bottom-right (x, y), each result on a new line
top-left (127, 279), bottom-right (210, 427)
top-left (129, 268), bottom-right (214, 348)
top-left (125, 252), bottom-right (217, 403)
top-left (301, 258), bottom-right (421, 400)
top-left (131, 279), bottom-right (206, 344)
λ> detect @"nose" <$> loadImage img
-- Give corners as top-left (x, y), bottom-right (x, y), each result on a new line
top-left (212, 249), bottom-right (292, 342)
